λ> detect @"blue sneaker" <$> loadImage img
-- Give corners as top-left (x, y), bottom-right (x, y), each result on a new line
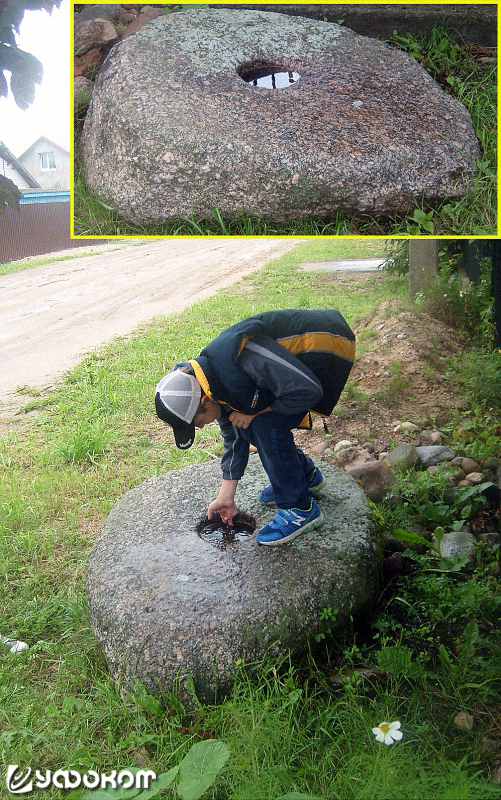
top-left (259, 467), bottom-right (326, 505)
top-left (256, 499), bottom-right (324, 546)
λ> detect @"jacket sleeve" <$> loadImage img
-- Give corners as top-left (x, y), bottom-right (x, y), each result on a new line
top-left (239, 334), bottom-right (323, 414)
top-left (218, 410), bottom-right (250, 480)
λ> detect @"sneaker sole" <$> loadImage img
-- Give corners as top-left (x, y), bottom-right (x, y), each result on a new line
top-left (310, 476), bottom-right (326, 495)
top-left (259, 477), bottom-right (327, 506)
top-left (257, 511), bottom-right (324, 546)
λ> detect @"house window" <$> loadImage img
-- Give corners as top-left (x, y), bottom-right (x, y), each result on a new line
top-left (39, 151), bottom-right (56, 170)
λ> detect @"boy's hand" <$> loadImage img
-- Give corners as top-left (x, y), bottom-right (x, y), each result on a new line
top-left (208, 479), bottom-right (239, 526)
top-left (208, 498), bottom-right (238, 526)
top-left (229, 411), bottom-right (256, 429)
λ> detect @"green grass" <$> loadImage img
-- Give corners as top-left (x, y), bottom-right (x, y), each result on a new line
top-left (73, 26), bottom-right (497, 237)
top-left (1, 240), bottom-right (500, 798)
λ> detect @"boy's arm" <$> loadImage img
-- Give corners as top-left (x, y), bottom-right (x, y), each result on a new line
top-left (208, 411), bottom-right (250, 525)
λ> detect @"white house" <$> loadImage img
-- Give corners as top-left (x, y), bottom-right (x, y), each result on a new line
top-left (0, 141), bottom-right (40, 190)
top-left (18, 136), bottom-right (70, 190)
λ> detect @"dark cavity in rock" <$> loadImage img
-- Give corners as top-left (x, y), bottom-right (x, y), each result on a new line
top-left (237, 61), bottom-right (300, 88)
top-left (196, 510), bottom-right (256, 549)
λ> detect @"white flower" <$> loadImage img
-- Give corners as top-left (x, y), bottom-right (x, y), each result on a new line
top-left (372, 721), bottom-right (403, 745)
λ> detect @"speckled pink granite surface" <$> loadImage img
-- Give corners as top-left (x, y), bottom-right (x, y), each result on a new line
top-left (86, 458), bottom-right (377, 705)
top-left (81, 8), bottom-right (480, 225)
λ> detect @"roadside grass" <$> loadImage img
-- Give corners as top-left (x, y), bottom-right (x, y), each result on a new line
top-left (73, 26), bottom-right (497, 237)
top-left (1, 239), bottom-right (500, 798)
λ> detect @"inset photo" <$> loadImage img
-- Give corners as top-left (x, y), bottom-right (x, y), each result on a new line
top-left (73, 2), bottom-right (497, 238)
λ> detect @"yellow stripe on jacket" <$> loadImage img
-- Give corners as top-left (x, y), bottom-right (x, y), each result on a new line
top-left (277, 332), bottom-right (356, 363)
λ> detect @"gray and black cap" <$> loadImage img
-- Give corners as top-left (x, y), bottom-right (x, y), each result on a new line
top-left (155, 370), bottom-right (201, 449)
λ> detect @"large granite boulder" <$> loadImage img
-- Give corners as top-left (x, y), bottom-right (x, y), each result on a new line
top-left (86, 458), bottom-right (379, 705)
top-left (80, 8), bottom-right (480, 225)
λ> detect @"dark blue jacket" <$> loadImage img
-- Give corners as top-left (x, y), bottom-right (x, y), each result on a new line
top-left (188, 309), bottom-right (355, 419)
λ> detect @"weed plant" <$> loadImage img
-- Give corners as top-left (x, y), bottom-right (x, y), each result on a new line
top-left (1, 241), bottom-right (500, 798)
top-left (383, 240), bottom-right (499, 405)
top-left (73, 26), bottom-right (497, 237)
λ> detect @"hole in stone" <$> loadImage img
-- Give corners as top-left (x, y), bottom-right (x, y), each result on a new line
top-left (237, 61), bottom-right (300, 89)
top-left (196, 511), bottom-right (256, 549)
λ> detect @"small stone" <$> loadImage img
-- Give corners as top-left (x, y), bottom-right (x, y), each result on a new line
top-left (347, 460), bottom-right (396, 502)
top-left (461, 457), bottom-right (480, 475)
top-left (451, 467), bottom-right (466, 482)
top-left (74, 18), bottom-right (118, 55)
top-left (394, 421), bottom-right (419, 433)
top-left (312, 441), bottom-right (329, 455)
top-left (456, 427), bottom-right (472, 442)
top-left (440, 531), bottom-right (476, 561)
top-left (74, 47), bottom-right (103, 79)
top-left (454, 711), bottom-right (475, 731)
top-left (477, 532), bottom-right (501, 549)
top-left (465, 472), bottom-right (485, 485)
top-left (75, 4), bottom-right (123, 25)
top-left (1, 636), bottom-right (29, 653)
top-left (346, 451), bottom-right (374, 471)
top-left (416, 446), bottom-right (456, 467)
top-left (334, 447), bottom-right (358, 466)
top-left (386, 442), bottom-right (419, 470)
top-left (334, 439), bottom-right (355, 452)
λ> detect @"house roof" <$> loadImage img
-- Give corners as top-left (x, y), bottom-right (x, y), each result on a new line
top-left (0, 141), bottom-right (40, 188)
top-left (18, 136), bottom-right (70, 160)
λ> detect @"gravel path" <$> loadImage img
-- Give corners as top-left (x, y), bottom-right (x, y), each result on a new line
top-left (0, 238), bottom-right (301, 413)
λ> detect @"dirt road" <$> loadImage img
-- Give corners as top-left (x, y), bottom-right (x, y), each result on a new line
top-left (0, 238), bottom-right (301, 412)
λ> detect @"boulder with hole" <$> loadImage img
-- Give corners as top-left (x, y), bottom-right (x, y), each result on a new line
top-left (86, 458), bottom-right (379, 705)
top-left (80, 8), bottom-right (480, 224)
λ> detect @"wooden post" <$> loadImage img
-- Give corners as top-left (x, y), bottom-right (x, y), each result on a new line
top-left (409, 239), bottom-right (439, 299)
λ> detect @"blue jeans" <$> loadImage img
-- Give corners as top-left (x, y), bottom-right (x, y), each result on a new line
top-left (239, 411), bottom-right (316, 509)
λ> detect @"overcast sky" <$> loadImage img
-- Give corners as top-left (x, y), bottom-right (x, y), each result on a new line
top-left (0, 0), bottom-right (70, 157)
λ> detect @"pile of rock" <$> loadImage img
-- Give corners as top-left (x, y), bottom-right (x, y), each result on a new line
top-left (312, 422), bottom-right (500, 569)
top-left (74, 4), bottom-right (168, 116)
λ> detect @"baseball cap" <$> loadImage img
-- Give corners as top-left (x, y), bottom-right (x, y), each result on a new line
top-left (155, 370), bottom-right (201, 449)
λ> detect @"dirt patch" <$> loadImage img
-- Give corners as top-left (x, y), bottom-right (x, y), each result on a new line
top-left (295, 294), bottom-right (468, 458)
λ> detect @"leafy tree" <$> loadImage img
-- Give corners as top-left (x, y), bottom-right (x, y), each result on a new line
top-left (0, 0), bottom-right (61, 213)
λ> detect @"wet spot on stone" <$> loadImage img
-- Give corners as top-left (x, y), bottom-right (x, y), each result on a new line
top-left (196, 511), bottom-right (256, 549)
top-left (237, 61), bottom-right (300, 88)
